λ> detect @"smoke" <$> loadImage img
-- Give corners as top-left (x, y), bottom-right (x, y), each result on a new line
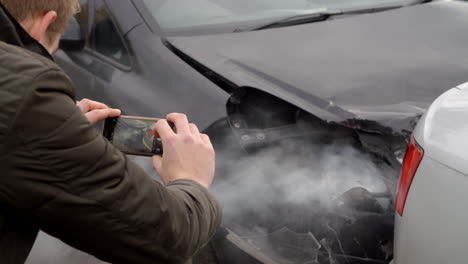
top-left (208, 138), bottom-right (395, 263)
top-left (212, 140), bottom-right (389, 221)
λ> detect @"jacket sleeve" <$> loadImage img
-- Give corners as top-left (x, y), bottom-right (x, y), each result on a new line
top-left (7, 69), bottom-right (222, 263)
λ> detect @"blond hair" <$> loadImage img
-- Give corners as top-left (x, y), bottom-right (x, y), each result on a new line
top-left (0, 0), bottom-right (80, 36)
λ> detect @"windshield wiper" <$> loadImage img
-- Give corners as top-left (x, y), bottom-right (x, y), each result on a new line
top-left (235, 4), bottom-right (414, 32)
top-left (234, 13), bottom-right (331, 32)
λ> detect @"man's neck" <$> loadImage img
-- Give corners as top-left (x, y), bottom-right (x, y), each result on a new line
top-left (0, 3), bottom-right (53, 59)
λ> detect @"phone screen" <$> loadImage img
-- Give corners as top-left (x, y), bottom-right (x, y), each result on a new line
top-left (104, 116), bottom-right (163, 156)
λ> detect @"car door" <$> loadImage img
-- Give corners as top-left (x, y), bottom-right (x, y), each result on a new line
top-left (56, 0), bottom-right (136, 109)
top-left (84, 0), bottom-right (136, 108)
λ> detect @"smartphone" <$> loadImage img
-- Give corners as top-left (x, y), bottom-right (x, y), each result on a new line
top-left (103, 115), bottom-right (172, 156)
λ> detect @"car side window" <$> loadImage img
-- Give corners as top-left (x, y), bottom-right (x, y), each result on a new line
top-left (89, 0), bottom-right (130, 66)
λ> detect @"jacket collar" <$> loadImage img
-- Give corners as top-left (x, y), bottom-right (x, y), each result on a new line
top-left (0, 2), bottom-right (53, 60)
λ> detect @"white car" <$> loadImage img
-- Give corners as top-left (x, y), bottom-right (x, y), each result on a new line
top-left (393, 82), bottom-right (468, 263)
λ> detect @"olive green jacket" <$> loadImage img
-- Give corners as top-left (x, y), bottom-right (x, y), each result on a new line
top-left (0, 4), bottom-right (222, 264)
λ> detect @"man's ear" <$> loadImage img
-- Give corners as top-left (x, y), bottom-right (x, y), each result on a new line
top-left (31, 11), bottom-right (57, 42)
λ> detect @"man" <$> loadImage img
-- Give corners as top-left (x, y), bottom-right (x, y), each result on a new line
top-left (0, 0), bottom-right (222, 263)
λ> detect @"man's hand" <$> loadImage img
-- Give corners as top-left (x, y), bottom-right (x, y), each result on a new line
top-left (152, 113), bottom-right (215, 189)
top-left (77, 99), bottom-right (121, 124)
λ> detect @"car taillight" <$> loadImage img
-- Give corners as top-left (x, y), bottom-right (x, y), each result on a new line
top-left (396, 136), bottom-right (424, 216)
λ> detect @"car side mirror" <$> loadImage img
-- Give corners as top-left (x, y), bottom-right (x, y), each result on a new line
top-left (59, 17), bottom-right (85, 52)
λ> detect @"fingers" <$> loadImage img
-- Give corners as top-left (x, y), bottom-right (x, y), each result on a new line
top-left (77, 99), bottom-right (108, 113)
top-left (154, 119), bottom-right (176, 141)
top-left (77, 99), bottom-right (121, 124)
top-left (85, 108), bottom-right (121, 124)
top-left (189, 123), bottom-right (200, 135)
top-left (166, 113), bottom-right (190, 135)
top-left (166, 114), bottom-right (210, 144)
top-left (201, 134), bottom-right (211, 145)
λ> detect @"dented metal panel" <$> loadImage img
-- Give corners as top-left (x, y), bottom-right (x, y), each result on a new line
top-left (167, 1), bottom-right (468, 135)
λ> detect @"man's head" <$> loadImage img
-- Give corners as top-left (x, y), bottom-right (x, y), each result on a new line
top-left (0, 0), bottom-right (80, 54)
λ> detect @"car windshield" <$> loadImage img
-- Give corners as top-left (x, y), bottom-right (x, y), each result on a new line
top-left (142, 0), bottom-right (423, 34)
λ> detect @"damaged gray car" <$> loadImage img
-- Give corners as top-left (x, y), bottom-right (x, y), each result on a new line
top-left (52, 0), bottom-right (468, 263)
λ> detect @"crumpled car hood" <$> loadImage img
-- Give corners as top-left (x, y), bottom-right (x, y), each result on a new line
top-left (167, 1), bottom-right (468, 135)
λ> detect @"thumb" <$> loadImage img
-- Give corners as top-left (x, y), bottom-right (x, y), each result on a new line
top-left (152, 155), bottom-right (163, 172)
